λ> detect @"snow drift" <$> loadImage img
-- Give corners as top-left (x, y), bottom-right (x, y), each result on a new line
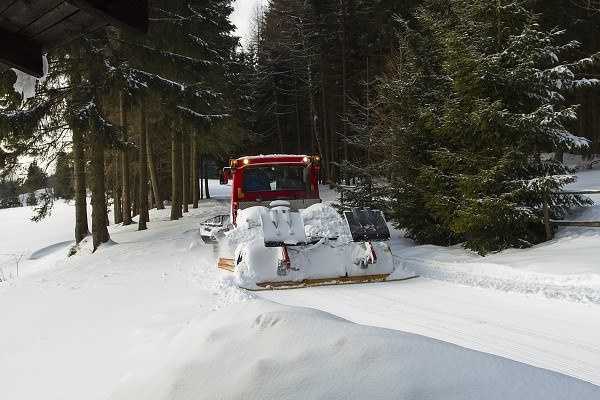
top-left (110, 300), bottom-right (600, 400)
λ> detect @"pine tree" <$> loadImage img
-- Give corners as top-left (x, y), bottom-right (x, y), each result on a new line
top-left (0, 178), bottom-right (21, 209)
top-left (138, 99), bottom-right (149, 230)
top-left (0, 0), bottom-right (242, 246)
top-left (24, 161), bottom-right (48, 194)
top-left (247, 0), bottom-right (417, 182)
top-left (54, 151), bottom-right (74, 200)
top-left (362, 0), bottom-right (599, 254)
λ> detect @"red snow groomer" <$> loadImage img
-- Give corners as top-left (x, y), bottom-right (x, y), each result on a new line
top-left (229, 155), bottom-right (322, 225)
top-left (201, 154), bottom-right (408, 290)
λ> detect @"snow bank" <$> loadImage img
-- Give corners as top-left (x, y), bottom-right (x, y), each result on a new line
top-left (0, 197), bottom-right (238, 400)
top-left (0, 180), bottom-right (230, 281)
top-left (397, 246), bottom-right (600, 303)
top-left (110, 300), bottom-right (600, 400)
top-left (387, 169), bottom-right (600, 303)
top-left (0, 199), bottom-right (81, 255)
top-left (0, 199), bottom-right (86, 280)
top-left (392, 225), bottom-right (600, 304)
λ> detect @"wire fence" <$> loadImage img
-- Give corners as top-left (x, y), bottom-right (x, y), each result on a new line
top-left (0, 253), bottom-right (25, 282)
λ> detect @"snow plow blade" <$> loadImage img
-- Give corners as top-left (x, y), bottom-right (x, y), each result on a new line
top-left (344, 209), bottom-right (390, 242)
top-left (200, 215), bottom-right (231, 244)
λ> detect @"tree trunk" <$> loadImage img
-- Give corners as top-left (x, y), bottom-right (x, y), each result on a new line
top-left (120, 91), bottom-right (132, 225)
top-left (132, 171), bottom-right (139, 218)
top-left (112, 151), bottom-right (122, 224)
top-left (182, 135), bottom-right (189, 213)
top-left (340, 0), bottom-right (349, 183)
top-left (329, 105), bottom-right (337, 184)
top-left (138, 100), bottom-right (149, 231)
top-left (105, 193), bottom-right (110, 227)
top-left (275, 95), bottom-right (284, 152)
top-left (365, 56), bottom-right (374, 166)
top-left (192, 134), bottom-right (199, 208)
top-left (200, 152), bottom-right (204, 200)
top-left (146, 129), bottom-right (163, 210)
top-left (204, 156), bottom-right (211, 199)
top-left (73, 125), bottom-right (89, 244)
top-left (295, 90), bottom-right (302, 154)
top-left (170, 132), bottom-right (182, 220)
top-left (91, 132), bottom-right (110, 251)
top-left (188, 136), bottom-right (194, 206)
top-left (309, 90), bottom-right (321, 156)
top-left (298, 14), bottom-right (319, 155)
top-left (320, 56), bottom-right (330, 182)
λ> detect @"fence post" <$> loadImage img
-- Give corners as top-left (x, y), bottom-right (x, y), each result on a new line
top-left (543, 194), bottom-right (552, 241)
top-left (16, 254), bottom-right (23, 278)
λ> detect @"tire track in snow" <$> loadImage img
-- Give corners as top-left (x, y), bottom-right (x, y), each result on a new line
top-left (399, 256), bottom-right (600, 304)
top-left (259, 278), bottom-right (600, 386)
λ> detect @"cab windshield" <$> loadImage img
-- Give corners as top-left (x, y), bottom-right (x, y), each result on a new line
top-left (243, 166), bottom-right (307, 192)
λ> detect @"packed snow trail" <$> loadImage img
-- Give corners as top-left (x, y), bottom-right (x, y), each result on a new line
top-left (0, 199), bottom-right (246, 400)
top-left (259, 277), bottom-right (600, 386)
top-left (250, 171), bottom-right (600, 386)
top-left (1, 181), bottom-right (600, 398)
top-left (4, 203), bottom-right (598, 399)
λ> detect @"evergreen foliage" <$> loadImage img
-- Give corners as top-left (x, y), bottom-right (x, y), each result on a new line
top-left (248, 0), bottom-right (416, 181)
top-left (357, 0), bottom-right (599, 254)
top-left (26, 191), bottom-right (38, 206)
top-left (54, 151), bottom-right (74, 200)
top-left (24, 161), bottom-right (48, 194)
top-left (0, 0), bottom-right (243, 235)
top-left (0, 0), bottom-right (599, 256)
top-left (0, 178), bottom-right (21, 209)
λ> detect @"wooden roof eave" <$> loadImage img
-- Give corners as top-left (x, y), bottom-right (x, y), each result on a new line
top-left (0, 0), bottom-right (148, 78)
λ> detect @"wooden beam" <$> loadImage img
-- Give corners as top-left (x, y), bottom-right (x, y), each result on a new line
top-left (0, 27), bottom-right (43, 77)
top-left (217, 258), bottom-right (235, 272)
top-left (66, 0), bottom-right (148, 34)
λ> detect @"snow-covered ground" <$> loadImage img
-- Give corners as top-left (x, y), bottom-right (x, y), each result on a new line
top-left (381, 169), bottom-right (600, 304)
top-left (1, 179), bottom-right (600, 398)
top-left (0, 199), bottom-right (88, 280)
top-left (110, 300), bottom-right (598, 400)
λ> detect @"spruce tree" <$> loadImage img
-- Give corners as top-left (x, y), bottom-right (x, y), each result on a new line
top-left (54, 151), bottom-right (74, 200)
top-left (436, 0), bottom-right (597, 253)
top-left (358, 0), bottom-right (599, 254)
top-left (0, 178), bottom-right (21, 209)
top-left (24, 161), bottom-right (48, 194)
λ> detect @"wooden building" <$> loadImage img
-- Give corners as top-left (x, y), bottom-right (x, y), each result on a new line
top-left (0, 0), bottom-right (148, 77)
